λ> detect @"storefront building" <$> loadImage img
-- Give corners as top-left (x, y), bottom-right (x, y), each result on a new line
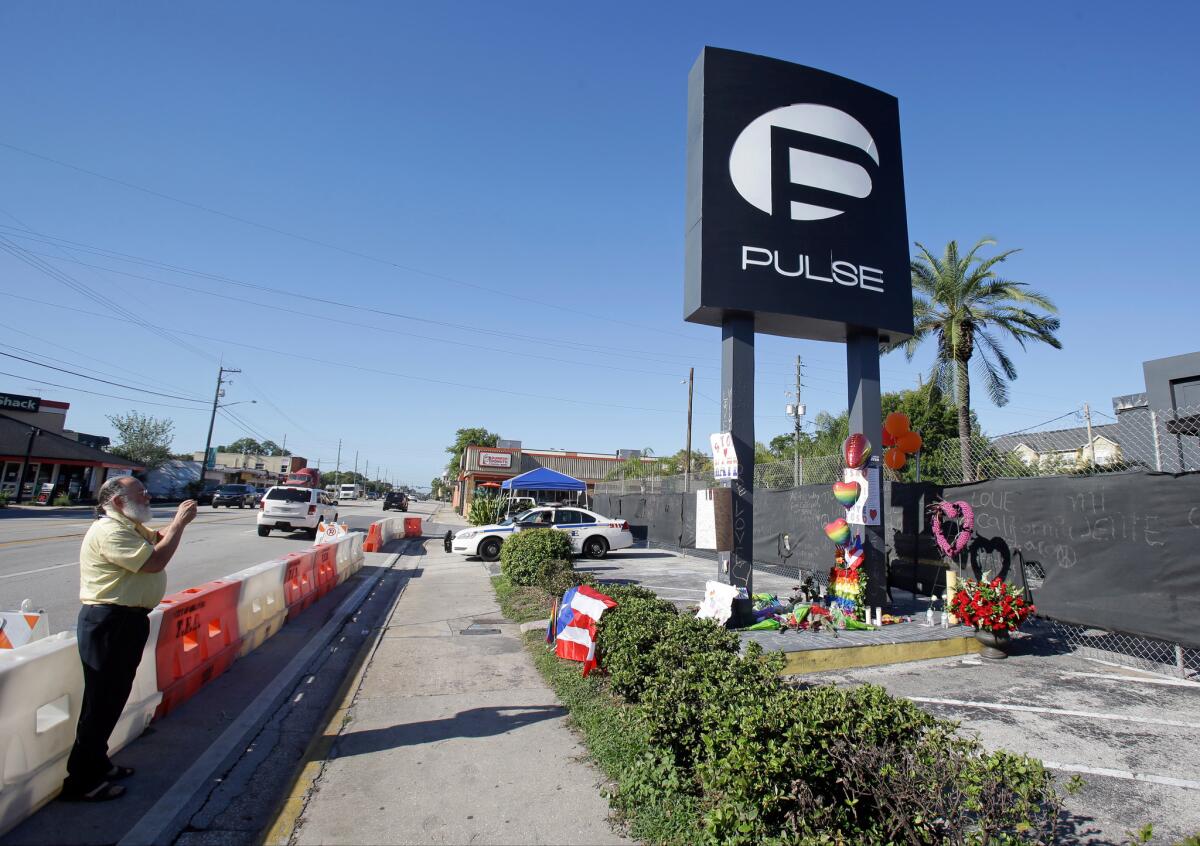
top-left (0, 406), bottom-right (140, 502)
top-left (454, 442), bottom-right (654, 514)
top-left (189, 451), bottom-right (308, 487)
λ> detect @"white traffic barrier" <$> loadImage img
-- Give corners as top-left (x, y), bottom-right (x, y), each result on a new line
top-left (333, 536), bottom-right (354, 584)
top-left (0, 601), bottom-right (50, 650)
top-left (229, 559), bottom-right (288, 658)
top-left (109, 609), bottom-right (163, 755)
top-left (0, 632), bottom-right (84, 836)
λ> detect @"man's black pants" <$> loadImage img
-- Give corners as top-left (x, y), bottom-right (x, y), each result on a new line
top-left (65, 603), bottom-right (150, 791)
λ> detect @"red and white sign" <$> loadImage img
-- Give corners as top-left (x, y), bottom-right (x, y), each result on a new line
top-left (478, 451), bottom-right (512, 469)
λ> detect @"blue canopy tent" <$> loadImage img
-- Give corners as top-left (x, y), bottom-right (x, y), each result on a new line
top-left (501, 467), bottom-right (588, 508)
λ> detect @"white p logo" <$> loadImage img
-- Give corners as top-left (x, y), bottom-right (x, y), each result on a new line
top-left (728, 104), bottom-right (878, 221)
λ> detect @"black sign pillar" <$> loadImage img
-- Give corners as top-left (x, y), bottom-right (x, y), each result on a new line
top-left (721, 313), bottom-right (754, 594)
top-left (846, 331), bottom-right (888, 607)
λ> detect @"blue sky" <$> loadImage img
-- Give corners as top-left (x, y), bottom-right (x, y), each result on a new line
top-left (1, 1), bottom-right (1196, 487)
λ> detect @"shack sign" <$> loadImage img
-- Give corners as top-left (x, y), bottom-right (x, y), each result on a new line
top-left (684, 47), bottom-right (913, 344)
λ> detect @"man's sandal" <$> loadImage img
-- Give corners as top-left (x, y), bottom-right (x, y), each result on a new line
top-left (62, 781), bottom-right (126, 802)
top-left (106, 765), bottom-right (135, 780)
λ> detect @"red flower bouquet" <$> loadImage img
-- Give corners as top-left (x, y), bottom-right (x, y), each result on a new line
top-left (951, 577), bottom-right (1035, 633)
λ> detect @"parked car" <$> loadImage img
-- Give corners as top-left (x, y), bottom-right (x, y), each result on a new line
top-left (451, 505), bottom-right (632, 561)
top-left (195, 482), bottom-right (221, 505)
top-left (382, 491), bottom-right (409, 512)
top-left (212, 483), bottom-right (258, 508)
top-left (257, 485), bottom-right (338, 538)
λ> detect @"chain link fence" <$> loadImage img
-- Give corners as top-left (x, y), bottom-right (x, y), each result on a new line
top-left (935, 401), bottom-right (1200, 483)
top-left (594, 455), bottom-right (858, 495)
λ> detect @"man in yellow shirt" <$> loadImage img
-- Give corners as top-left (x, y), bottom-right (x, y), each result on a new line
top-left (62, 476), bottom-right (196, 802)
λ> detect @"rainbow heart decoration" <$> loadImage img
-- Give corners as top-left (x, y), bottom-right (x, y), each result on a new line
top-left (832, 481), bottom-right (860, 508)
top-left (823, 518), bottom-right (851, 546)
top-left (843, 433), bottom-right (872, 469)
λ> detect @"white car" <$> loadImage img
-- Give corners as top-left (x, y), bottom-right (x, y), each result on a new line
top-left (452, 506), bottom-right (633, 561)
top-left (257, 485), bottom-right (338, 538)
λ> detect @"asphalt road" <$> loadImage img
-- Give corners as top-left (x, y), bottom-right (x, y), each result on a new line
top-left (0, 498), bottom-right (412, 633)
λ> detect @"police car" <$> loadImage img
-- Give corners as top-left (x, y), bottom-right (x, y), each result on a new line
top-left (451, 505), bottom-right (633, 561)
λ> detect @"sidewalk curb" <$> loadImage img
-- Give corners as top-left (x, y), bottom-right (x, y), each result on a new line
top-left (117, 548), bottom-right (407, 846)
top-left (259, 544), bottom-right (421, 846)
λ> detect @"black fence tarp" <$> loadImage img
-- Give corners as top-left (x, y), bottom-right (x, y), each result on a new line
top-left (942, 472), bottom-right (1200, 649)
top-left (595, 472), bottom-right (1200, 649)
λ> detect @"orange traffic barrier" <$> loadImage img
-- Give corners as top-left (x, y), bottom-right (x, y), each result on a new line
top-left (283, 550), bottom-right (318, 619)
top-left (363, 522), bottom-right (382, 552)
top-left (313, 543), bottom-right (338, 599)
top-left (403, 517), bottom-right (422, 538)
top-left (154, 580), bottom-right (242, 718)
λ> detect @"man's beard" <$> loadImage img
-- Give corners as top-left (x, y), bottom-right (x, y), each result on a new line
top-left (122, 500), bottom-right (154, 524)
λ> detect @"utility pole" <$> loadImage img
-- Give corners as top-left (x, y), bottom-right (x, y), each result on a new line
top-left (335, 439), bottom-right (342, 485)
top-left (200, 366), bottom-right (240, 491)
top-left (685, 367), bottom-right (694, 493)
top-left (786, 355), bottom-right (805, 487)
top-left (353, 450), bottom-right (359, 483)
top-left (1083, 402), bottom-right (1095, 469)
top-left (13, 426), bottom-right (41, 505)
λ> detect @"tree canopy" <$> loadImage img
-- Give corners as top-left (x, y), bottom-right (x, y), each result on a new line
top-left (216, 437), bottom-right (290, 456)
top-left (445, 427), bottom-right (500, 475)
top-left (896, 237), bottom-right (1062, 480)
top-left (107, 411), bottom-right (175, 472)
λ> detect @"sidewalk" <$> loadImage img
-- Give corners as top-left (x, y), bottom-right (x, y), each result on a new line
top-left (277, 506), bottom-right (628, 845)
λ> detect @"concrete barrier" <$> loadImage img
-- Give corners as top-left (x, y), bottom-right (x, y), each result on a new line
top-left (0, 632), bottom-right (84, 835)
top-left (229, 560), bottom-right (288, 658)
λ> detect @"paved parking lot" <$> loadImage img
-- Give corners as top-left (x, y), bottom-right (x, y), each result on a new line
top-left (809, 639), bottom-right (1200, 845)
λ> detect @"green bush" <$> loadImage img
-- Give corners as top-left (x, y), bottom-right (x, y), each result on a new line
top-left (468, 492), bottom-right (508, 526)
top-left (542, 559), bottom-right (597, 597)
top-left (499, 528), bottom-right (574, 586)
top-left (595, 591), bottom-right (679, 701)
top-left (52, 493), bottom-right (73, 506)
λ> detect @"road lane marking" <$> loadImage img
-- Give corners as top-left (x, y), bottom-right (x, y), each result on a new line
top-left (0, 515), bottom-right (247, 548)
top-left (1061, 671), bottom-right (1200, 689)
top-left (1042, 761), bottom-right (1200, 791)
top-left (908, 696), bottom-right (1200, 730)
top-left (0, 561), bottom-right (77, 579)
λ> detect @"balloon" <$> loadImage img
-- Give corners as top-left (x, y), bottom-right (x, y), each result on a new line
top-left (884, 412), bottom-right (911, 437)
top-left (884, 447), bottom-right (907, 470)
top-left (824, 518), bottom-right (851, 545)
top-left (832, 481), bottom-right (860, 508)
top-left (881, 428), bottom-right (897, 447)
top-left (843, 433), bottom-right (872, 469)
top-left (897, 430), bottom-right (923, 453)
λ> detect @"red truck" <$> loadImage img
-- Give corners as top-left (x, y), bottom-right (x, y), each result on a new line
top-left (284, 467), bottom-right (322, 489)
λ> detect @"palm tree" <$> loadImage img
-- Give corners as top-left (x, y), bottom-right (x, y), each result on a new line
top-left (897, 238), bottom-right (1062, 481)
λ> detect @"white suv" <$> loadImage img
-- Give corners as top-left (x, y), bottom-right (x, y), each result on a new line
top-left (257, 486), bottom-right (338, 538)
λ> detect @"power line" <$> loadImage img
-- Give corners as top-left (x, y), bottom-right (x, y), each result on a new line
top-left (0, 291), bottom-right (684, 415)
top-left (0, 141), bottom-right (705, 340)
top-left (0, 350), bottom-right (207, 402)
top-left (0, 368), bottom-right (210, 410)
top-left (0, 232), bottom-right (215, 364)
top-left (0, 333), bottom-right (201, 399)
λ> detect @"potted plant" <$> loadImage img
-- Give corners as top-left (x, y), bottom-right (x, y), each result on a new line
top-left (950, 575), bottom-right (1035, 659)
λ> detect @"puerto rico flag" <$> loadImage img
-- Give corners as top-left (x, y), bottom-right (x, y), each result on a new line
top-left (844, 535), bottom-right (864, 570)
top-left (552, 585), bottom-right (618, 676)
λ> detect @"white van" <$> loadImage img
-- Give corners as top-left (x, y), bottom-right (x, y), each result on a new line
top-left (257, 486), bottom-right (338, 538)
top-left (339, 484), bottom-right (363, 501)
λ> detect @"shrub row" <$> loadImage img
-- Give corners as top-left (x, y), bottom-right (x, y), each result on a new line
top-left (585, 588), bottom-right (1067, 845)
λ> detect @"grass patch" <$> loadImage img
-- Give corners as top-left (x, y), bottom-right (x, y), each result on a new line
top-left (491, 574), bottom-right (554, 624)
top-left (523, 631), bottom-right (702, 844)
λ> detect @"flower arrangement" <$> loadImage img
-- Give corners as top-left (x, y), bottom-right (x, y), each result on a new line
top-left (951, 577), bottom-right (1035, 633)
top-left (931, 500), bottom-right (975, 558)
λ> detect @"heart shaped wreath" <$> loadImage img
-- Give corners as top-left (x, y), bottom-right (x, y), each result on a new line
top-left (931, 500), bottom-right (975, 558)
